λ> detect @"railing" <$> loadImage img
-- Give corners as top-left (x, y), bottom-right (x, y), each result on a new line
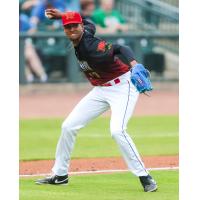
top-left (19, 32), bottom-right (179, 84)
top-left (115, 0), bottom-right (178, 34)
top-left (158, 0), bottom-right (179, 7)
top-left (145, 0), bottom-right (179, 18)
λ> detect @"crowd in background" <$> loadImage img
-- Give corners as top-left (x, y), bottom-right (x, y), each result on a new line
top-left (19, 0), bottom-right (128, 34)
top-left (19, 0), bottom-right (129, 83)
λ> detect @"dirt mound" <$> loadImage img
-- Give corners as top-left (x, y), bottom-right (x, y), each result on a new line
top-left (20, 155), bottom-right (178, 175)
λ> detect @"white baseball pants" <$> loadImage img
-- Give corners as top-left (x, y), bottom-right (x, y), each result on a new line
top-left (52, 72), bottom-right (149, 177)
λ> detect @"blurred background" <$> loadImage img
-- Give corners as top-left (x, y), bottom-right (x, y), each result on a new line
top-left (19, 0), bottom-right (179, 84)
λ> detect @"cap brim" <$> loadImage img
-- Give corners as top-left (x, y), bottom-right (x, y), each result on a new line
top-left (63, 21), bottom-right (82, 26)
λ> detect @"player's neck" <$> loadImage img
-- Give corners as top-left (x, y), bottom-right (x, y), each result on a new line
top-left (72, 32), bottom-right (84, 47)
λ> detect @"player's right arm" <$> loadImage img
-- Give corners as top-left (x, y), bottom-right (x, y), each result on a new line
top-left (44, 9), bottom-right (96, 36)
top-left (45, 8), bottom-right (64, 19)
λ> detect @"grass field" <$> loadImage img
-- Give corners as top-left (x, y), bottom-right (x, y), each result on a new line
top-left (20, 170), bottom-right (178, 200)
top-left (19, 116), bottom-right (179, 160)
top-left (20, 115), bottom-right (179, 199)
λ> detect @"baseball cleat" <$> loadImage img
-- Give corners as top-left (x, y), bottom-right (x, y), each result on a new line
top-left (35, 174), bottom-right (68, 185)
top-left (139, 175), bottom-right (158, 192)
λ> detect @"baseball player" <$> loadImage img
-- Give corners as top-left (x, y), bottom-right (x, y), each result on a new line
top-left (36, 9), bottom-right (157, 192)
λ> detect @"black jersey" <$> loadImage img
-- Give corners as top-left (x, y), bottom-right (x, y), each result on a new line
top-left (74, 19), bottom-right (135, 86)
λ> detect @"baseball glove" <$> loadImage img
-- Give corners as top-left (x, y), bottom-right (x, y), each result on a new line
top-left (130, 64), bottom-right (153, 93)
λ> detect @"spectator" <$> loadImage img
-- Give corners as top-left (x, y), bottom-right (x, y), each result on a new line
top-left (80, 0), bottom-right (95, 20)
top-left (19, 13), bottom-right (32, 32)
top-left (20, 14), bottom-right (48, 83)
top-left (26, 0), bottom-right (80, 32)
top-left (92, 0), bottom-right (128, 34)
top-left (20, 0), bottom-right (38, 13)
top-left (65, 0), bottom-right (80, 12)
top-left (20, 0), bottom-right (40, 32)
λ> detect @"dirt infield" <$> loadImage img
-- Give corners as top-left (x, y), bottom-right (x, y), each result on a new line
top-left (20, 155), bottom-right (178, 175)
top-left (19, 82), bottom-right (178, 119)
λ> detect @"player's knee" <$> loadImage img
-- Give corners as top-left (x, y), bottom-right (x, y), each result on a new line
top-left (61, 122), bottom-right (74, 134)
top-left (61, 121), bottom-right (81, 136)
top-left (110, 130), bottom-right (124, 139)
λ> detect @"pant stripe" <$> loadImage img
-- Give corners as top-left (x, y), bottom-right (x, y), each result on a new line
top-left (121, 80), bottom-right (148, 174)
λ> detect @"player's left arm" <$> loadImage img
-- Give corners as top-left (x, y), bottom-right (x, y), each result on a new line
top-left (112, 44), bottom-right (137, 67)
top-left (87, 41), bottom-right (137, 64)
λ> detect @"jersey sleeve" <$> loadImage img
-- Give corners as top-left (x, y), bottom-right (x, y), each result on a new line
top-left (112, 44), bottom-right (135, 63)
top-left (84, 34), bottom-right (135, 63)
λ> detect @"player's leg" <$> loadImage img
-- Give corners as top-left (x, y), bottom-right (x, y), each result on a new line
top-left (51, 87), bottom-right (109, 176)
top-left (107, 81), bottom-right (148, 176)
top-left (107, 80), bottom-right (157, 192)
top-left (36, 87), bottom-right (109, 185)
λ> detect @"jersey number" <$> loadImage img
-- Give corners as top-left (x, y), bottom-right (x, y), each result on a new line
top-left (88, 72), bottom-right (101, 79)
top-left (79, 61), bottom-right (101, 79)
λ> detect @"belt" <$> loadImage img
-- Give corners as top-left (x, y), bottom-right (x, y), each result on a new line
top-left (101, 78), bottom-right (120, 87)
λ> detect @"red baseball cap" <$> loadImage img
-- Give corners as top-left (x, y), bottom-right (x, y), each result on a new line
top-left (62, 12), bottom-right (82, 26)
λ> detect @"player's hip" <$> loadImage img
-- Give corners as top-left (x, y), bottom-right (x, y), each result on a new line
top-left (98, 71), bottom-right (131, 86)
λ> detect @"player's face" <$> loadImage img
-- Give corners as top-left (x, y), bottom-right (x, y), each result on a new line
top-left (63, 23), bottom-right (84, 41)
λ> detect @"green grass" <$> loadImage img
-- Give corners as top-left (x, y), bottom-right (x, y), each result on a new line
top-left (19, 116), bottom-right (179, 161)
top-left (20, 170), bottom-right (178, 200)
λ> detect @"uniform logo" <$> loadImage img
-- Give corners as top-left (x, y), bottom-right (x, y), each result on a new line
top-left (65, 12), bottom-right (75, 20)
top-left (106, 43), bottom-right (112, 50)
top-left (54, 177), bottom-right (68, 184)
top-left (78, 60), bottom-right (101, 79)
top-left (97, 41), bottom-right (106, 52)
top-left (97, 41), bottom-right (112, 52)
top-left (78, 61), bottom-right (92, 71)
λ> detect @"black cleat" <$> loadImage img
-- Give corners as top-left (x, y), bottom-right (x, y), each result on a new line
top-left (139, 175), bottom-right (157, 192)
top-left (36, 174), bottom-right (68, 185)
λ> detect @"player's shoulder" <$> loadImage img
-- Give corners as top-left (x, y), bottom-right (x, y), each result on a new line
top-left (86, 36), bottom-right (113, 55)
top-left (83, 32), bottom-right (98, 46)
top-left (83, 18), bottom-right (96, 35)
